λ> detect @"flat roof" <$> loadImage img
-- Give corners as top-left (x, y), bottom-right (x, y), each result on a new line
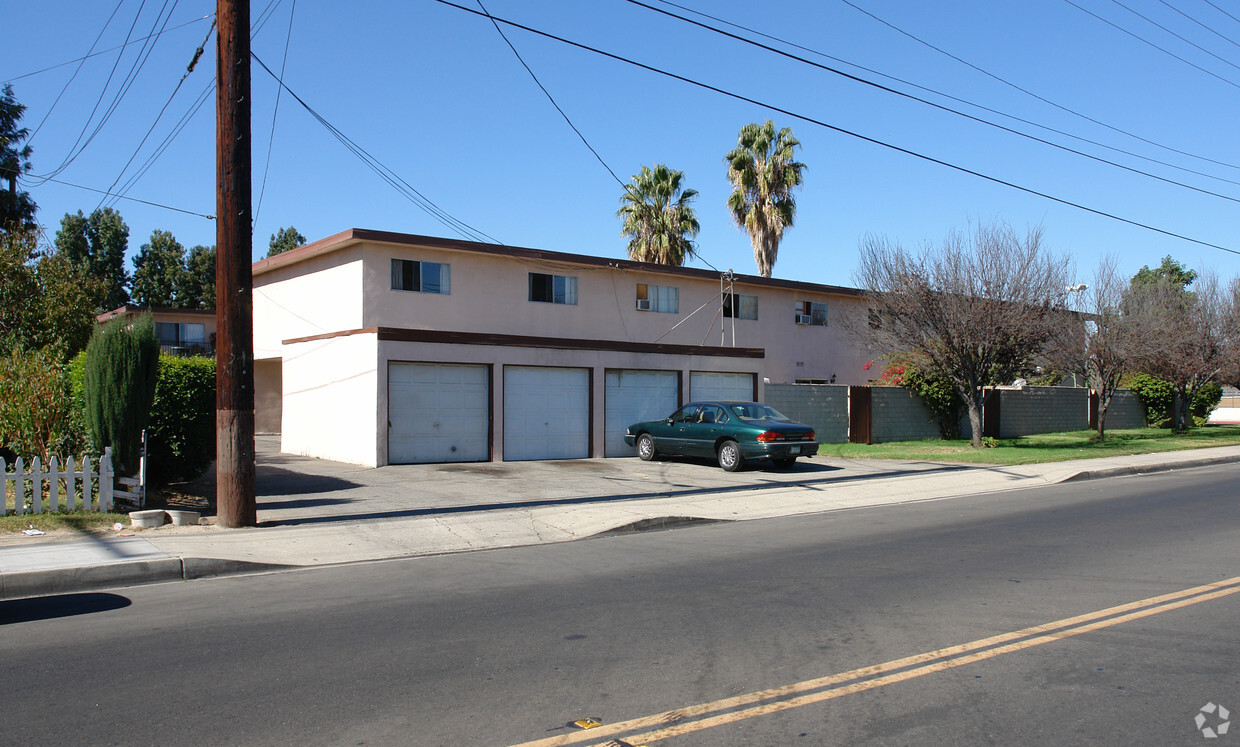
top-left (251, 228), bottom-right (865, 298)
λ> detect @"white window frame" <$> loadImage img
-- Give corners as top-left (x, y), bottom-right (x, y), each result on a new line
top-left (636, 283), bottom-right (679, 313)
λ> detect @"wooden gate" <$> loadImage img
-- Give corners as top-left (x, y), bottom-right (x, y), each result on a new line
top-left (848, 386), bottom-right (872, 444)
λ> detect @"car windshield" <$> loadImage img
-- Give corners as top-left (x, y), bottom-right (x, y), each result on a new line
top-left (728, 403), bottom-right (790, 422)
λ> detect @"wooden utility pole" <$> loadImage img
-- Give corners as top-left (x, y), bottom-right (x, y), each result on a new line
top-left (215, 0), bottom-right (256, 527)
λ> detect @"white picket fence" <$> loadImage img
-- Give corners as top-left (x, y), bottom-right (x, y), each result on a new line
top-left (1, 448), bottom-right (115, 515)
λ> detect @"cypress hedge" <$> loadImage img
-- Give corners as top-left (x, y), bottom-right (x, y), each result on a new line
top-left (83, 314), bottom-right (160, 476)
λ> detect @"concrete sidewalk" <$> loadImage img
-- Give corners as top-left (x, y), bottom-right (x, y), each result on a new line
top-left (3, 440), bottom-right (1238, 599)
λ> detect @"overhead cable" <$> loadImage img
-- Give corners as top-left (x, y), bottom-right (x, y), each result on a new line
top-left (838, 0), bottom-right (1240, 173)
top-left (434, 0), bottom-right (1238, 256)
top-left (251, 52), bottom-right (501, 246)
top-left (627, 0), bottom-right (1240, 205)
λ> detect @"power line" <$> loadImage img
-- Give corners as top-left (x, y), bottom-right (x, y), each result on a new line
top-left (837, 0), bottom-right (1240, 173)
top-left (31, 0), bottom-right (180, 185)
top-left (5, 13), bottom-right (213, 85)
top-left (254, 0), bottom-right (297, 227)
top-left (250, 52), bottom-right (501, 245)
top-left (475, 0), bottom-right (625, 188)
top-left (434, 0), bottom-right (1238, 257)
top-left (650, 0), bottom-right (1240, 189)
top-left (1109, 0), bottom-right (1240, 74)
top-left (33, 175), bottom-right (214, 219)
top-left (625, 0), bottom-right (1240, 206)
top-left (1062, 0), bottom-right (1240, 92)
top-left (96, 17), bottom-right (216, 212)
top-left (1157, 0), bottom-right (1240, 55)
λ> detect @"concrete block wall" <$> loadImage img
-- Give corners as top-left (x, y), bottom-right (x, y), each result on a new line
top-left (998, 386), bottom-right (1088, 437)
top-left (764, 384), bottom-right (849, 443)
top-left (1102, 389), bottom-right (1147, 430)
top-left (871, 386), bottom-right (944, 443)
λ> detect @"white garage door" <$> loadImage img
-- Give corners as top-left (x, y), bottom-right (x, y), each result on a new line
top-left (388, 363), bottom-right (490, 464)
top-left (690, 371), bottom-right (755, 402)
top-left (605, 369), bottom-right (679, 457)
top-left (503, 366), bottom-right (590, 461)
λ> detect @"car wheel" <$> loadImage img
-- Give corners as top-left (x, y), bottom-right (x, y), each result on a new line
top-left (636, 433), bottom-right (656, 461)
top-left (773, 457), bottom-right (795, 468)
top-left (718, 440), bottom-right (742, 472)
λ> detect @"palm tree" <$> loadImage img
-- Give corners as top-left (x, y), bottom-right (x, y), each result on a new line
top-left (724, 121), bottom-right (806, 278)
top-left (617, 164), bottom-right (700, 266)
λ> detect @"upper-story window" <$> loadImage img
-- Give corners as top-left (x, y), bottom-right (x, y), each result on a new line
top-left (156, 322), bottom-right (206, 346)
top-left (795, 301), bottom-right (828, 326)
top-left (529, 272), bottom-right (577, 305)
top-left (392, 259), bottom-right (450, 294)
top-left (636, 283), bottom-right (678, 313)
top-left (722, 292), bottom-right (758, 320)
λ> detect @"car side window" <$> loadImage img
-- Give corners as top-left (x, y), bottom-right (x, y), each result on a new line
top-left (672, 405), bottom-right (700, 423)
top-left (699, 405), bottom-right (725, 424)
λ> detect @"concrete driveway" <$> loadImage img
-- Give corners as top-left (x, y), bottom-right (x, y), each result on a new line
top-left (223, 436), bottom-right (972, 527)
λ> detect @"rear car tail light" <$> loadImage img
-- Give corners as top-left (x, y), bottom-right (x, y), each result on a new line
top-left (757, 431), bottom-right (786, 442)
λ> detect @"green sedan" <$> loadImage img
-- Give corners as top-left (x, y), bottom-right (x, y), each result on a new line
top-left (623, 401), bottom-right (818, 472)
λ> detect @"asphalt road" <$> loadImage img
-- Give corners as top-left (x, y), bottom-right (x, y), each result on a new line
top-left (1, 465), bottom-right (1238, 745)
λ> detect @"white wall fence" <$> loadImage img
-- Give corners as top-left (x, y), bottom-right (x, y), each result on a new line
top-left (2, 448), bottom-right (115, 515)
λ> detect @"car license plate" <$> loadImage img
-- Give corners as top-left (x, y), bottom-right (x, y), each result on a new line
top-left (790, 446), bottom-right (801, 454)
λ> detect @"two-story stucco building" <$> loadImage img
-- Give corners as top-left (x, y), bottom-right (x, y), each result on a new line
top-left (253, 229), bottom-right (872, 466)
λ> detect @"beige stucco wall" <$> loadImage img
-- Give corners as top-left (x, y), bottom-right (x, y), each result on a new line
top-left (253, 246), bottom-right (365, 359)
top-left (357, 242), bottom-right (871, 386)
top-left (281, 334), bottom-right (378, 465)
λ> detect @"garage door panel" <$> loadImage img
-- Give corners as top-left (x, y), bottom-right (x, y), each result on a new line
top-left (389, 363), bottom-right (490, 464)
top-left (690, 371), bottom-right (754, 402)
top-left (504, 367), bottom-right (590, 461)
top-left (605, 370), bottom-right (679, 457)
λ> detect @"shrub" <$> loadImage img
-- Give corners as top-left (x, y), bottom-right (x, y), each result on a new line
top-left (147, 355), bottom-right (215, 485)
top-left (0, 346), bottom-right (84, 462)
top-left (1126, 373), bottom-right (1223, 428)
top-left (83, 314), bottom-right (159, 475)
top-left (1192, 381), bottom-right (1223, 426)
top-left (898, 362), bottom-right (965, 439)
top-left (1125, 373), bottom-right (1174, 427)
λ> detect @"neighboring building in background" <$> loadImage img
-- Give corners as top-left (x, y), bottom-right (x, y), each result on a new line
top-left (252, 229), bottom-right (874, 466)
top-left (96, 305), bottom-right (216, 357)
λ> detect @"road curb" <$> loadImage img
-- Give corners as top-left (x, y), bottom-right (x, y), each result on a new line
top-left (1059, 453), bottom-right (1240, 483)
top-left (0, 557), bottom-right (296, 600)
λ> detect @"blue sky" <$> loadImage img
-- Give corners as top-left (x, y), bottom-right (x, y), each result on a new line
top-left (4, 0), bottom-right (1239, 288)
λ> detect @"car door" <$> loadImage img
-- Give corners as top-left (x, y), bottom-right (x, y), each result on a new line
top-left (692, 404), bottom-right (731, 457)
top-left (659, 404), bottom-right (701, 455)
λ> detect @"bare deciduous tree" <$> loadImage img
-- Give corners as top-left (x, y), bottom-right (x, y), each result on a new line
top-left (1125, 270), bottom-right (1229, 431)
top-left (1046, 256), bottom-right (1142, 438)
top-left (852, 222), bottom-right (1072, 447)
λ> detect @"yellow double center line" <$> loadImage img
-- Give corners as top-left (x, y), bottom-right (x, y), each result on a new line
top-left (513, 576), bottom-right (1240, 747)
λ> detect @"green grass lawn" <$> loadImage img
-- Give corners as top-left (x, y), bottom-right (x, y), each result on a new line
top-left (816, 425), bottom-right (1240, 465)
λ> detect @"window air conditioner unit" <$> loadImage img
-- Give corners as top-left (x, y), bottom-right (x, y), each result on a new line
top-left (795, 313), bottom-right (813, 325)
top-left (636, 299), bottom-right (652, 310)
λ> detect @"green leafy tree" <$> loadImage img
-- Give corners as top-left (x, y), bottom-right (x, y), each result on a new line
top-left (55, 207), bottom-right (131, 310)
top-left (1131, 255), bottom-right (1197, 290)
top-left (83, 314), bottom-right (160, 475)
top-left (725, 120), bottom-right (806, 278)
top-left (131, 229), bottom-right (186, 307)
top-left (1, 226), bottom-right (103, 357)
top-left (266, 225), bottom-right (306, 258)
top-left (617, 164), bottom-right (700, 266)
top-left (0, 84), bottom-right (37, 230)
top-left (178, 244), bottom-right (216, 310)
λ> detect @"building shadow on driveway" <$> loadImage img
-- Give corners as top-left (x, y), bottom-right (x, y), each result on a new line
top-left (258, 462), bottom-right (973, 528)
